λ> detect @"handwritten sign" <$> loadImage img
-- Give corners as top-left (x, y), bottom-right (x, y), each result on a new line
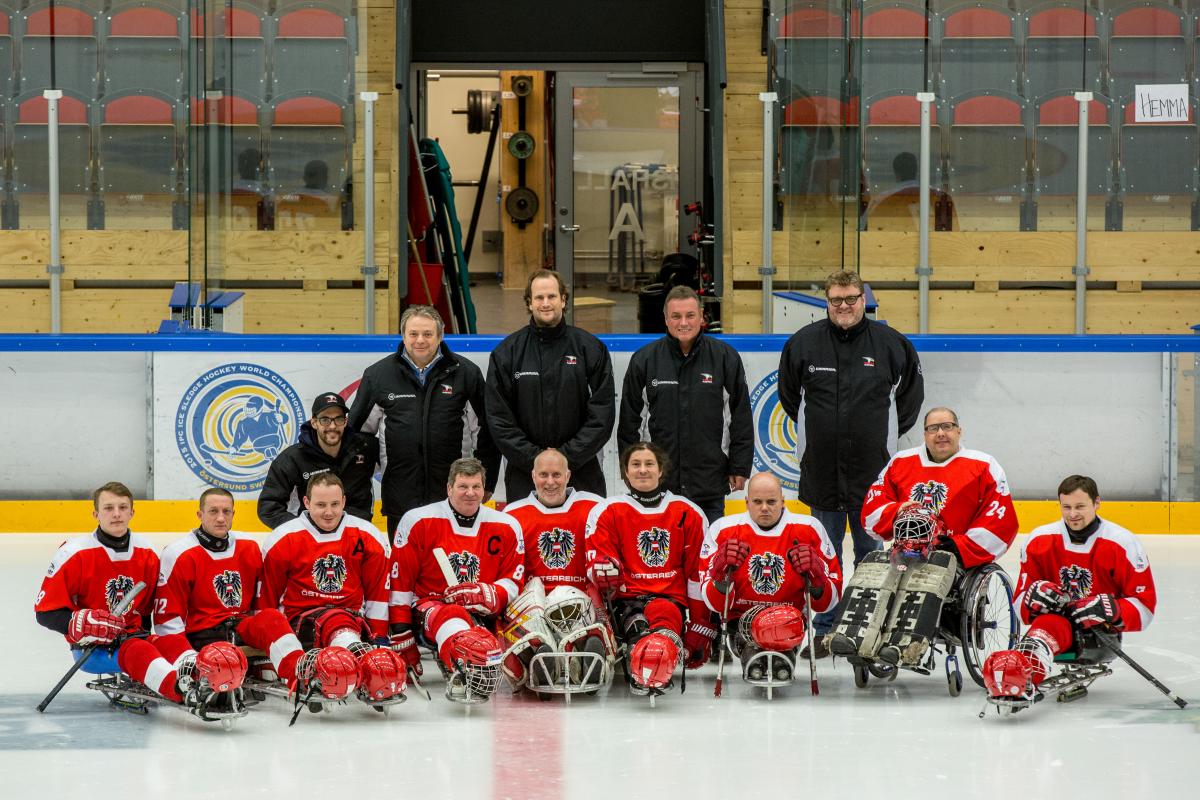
top-left (1134, 84), bottom-right (1190, 123)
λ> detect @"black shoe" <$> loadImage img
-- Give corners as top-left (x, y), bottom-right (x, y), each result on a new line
top-left (877, 645), bottom-right (901, 665)
top-left (799, 637), bottom-right (830, 660)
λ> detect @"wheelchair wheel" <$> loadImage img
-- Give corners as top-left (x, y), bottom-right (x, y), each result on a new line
top-left (853, 663), bottom-right (870, 689)
top-left (958, 563), bottom-right (1018, 687)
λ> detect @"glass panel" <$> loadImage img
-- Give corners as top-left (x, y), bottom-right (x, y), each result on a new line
top-left (570, 84), bottom-right (680, 331)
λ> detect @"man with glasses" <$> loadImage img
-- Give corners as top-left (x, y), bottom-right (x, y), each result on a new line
top-left (257, 392), bottom-right (379, 529)
top-left (778, 270), bottom-right (924, 658)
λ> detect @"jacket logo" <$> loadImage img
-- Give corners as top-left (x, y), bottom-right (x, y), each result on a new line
top-left (537, 527), bottom-right (575, 569)
top-left (862, 356), bottom-right (876, 367)
top-left (808, 365), bottom-right (836, 373)
top-left (440, 384), bottom-right (453, 395)
top-left (636, 527), bottom-right (671, 567)
top-left (565, 355), bottom-right (577, 365)
top-left (908, 480), bottom-right (949, 513)
top-left (1059, 565), bottom-right (1093, 600)
top-left (447, 551), bottom-right (481, 583)
top-left (312, 554), bottom-right (348, 593)
top-left (354, 455), bottom-right (365, 464)
top-left (515, 371), bottom-right (539, 379)
top-left (700, 373), bottom-right (713, 384)
top-left (650, 379), bottom-right (679, 387)
top-left (388, 393), bottom-right (416, 400)
top-left (105, 575), bottom-right (136, 613)
top-left (301, 468), bottom-right (331, 481)
top-left (212, 570), bottom-right (244, 608)
top-left (747, 552), bottom-right (787, 595)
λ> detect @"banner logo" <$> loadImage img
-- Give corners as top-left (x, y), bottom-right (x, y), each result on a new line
top-left (176, 362), bottom-right (305, 492)
top-left (750, 370), bottom-right (800, 492)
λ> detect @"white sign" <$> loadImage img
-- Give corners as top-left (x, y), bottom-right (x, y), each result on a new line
top-left (1134, 84), bottom-right (1190, 123)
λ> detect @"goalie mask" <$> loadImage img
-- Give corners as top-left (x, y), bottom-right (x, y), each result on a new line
top-left (892, 506), bottom-right (944, 554)
top-left (543, 585), bottom-right (596, 638)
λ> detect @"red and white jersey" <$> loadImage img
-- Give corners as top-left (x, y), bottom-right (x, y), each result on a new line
top-left (35, 531), bottom-right (159, 635)
top-left (862, 447), bottom-right (1018, 569)
top-left (504, 489), bottom-right (601, 590)
top-left (700, 511), bottom-right (843, 618)
top-left (1016, 518), bottom-right (1157, 632)
top-left (584, 492), bottom-right (714, 617)
top-left (389, 501), bottom-right (525, 627)
top-left (258, 513), bottom-right (391, 638)
top-left (153, 530), bottom-right (262, 636)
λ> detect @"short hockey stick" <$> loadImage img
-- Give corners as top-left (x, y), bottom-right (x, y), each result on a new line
top-left (1094, 629), bottom-right (1187, 709)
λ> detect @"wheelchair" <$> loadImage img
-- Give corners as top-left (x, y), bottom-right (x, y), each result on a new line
top-left (846, 560), bottom-right (1020, 697)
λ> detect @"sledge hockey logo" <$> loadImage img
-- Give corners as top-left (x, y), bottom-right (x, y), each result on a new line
top-left (212, 570), bottom-right (244, 608)
top-left (448, 551), bottom-right (481, 583)
top-left (1059, 565), bottom-right (1094, 600)
top-left (105, 575), bottom-right (136, 613)
top-left (862, 356), bottom-right (876, 367)
top-left (312, 554), bottom-right (348, 594)
top-left (700, 372), bottom-right (713, 384)
top-left (909, 480), bottom-right (949, 513)
top-left (565, 355), bottom-right (577, 366)
top-left (747, 552), bottom-right (787, 595)
top-left (175, 362), bottom-right (305, 493)
top-left (537, 527), bottom-right (575, 570)
top-left (750, 370), bottom-right (800, 492)
top-left (636, 527), bottom-right (671, 567)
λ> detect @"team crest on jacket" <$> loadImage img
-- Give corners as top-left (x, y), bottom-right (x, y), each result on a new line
top-left (1059, 565), bottom-right (1093, 599)
top-left (448, 551), bottom-right (481, 583)
top-left (908, 480), bottom-right (949, 512)
top-left (636, 527), bottom-right (671, 567)
top-left (104, 575), bottom-right (136, 612)
top-left (537, 528), bottom-right (575, 569)
top-left (747, 552), bottom-right (787, 594)
top-left (212, 570), bottom-right (244, 608)
top-left (565, 355), bottom-right (577, 365)
top-left (312, 554), bottom-right (348, 594)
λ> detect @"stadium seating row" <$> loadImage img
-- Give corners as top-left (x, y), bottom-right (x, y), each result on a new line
top-left (0, 1), bottom-right (357, 103)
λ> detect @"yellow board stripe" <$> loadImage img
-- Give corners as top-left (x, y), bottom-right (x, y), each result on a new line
top-left (1, 499), bottom-right (1198, 535)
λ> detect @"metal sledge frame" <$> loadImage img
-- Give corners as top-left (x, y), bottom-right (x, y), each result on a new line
top-left (84, 672), bottom-right (249, 730)
top-left (740, 648), bottom-right (797, 701)
top-left (241, 654), bottom-right (407, 718)
top-left (526, 650), bottom-right (611, 703)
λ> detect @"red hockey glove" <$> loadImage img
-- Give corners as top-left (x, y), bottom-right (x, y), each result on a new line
top-left (67, 608), bottom-right (125, 646)
top-left (711, 538), bottom-right (750, 576)
top-left (443, 582), bottom-right (504, 617)
top-left (587, 557), bottom-right (624, 594)
top-left (786, 543), bottom-right (824, 582)
top-left (1023, 580), bottom-right (1068, 618)
top-left (389, 628), bottom-right (423, 676)
top-left (1069, 594), bottom-right (1122, 630)
top-left (683, 622), bottom-right (717, 669)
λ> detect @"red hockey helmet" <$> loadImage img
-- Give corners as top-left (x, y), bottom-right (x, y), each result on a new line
top-left (195, 641), bottom-right (248, 692)
top-left (357, 647), bottom-right (407, 701)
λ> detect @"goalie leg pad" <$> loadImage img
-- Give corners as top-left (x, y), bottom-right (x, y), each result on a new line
top-left (878, 551), bottom-right (957, 666)
top-left (828, 551), bottom-right (900, 659)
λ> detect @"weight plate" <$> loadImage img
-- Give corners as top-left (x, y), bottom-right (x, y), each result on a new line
top-left (505, 187), bottom-right (539, 223)
top-left (507, 131), bottom-right (535, 160)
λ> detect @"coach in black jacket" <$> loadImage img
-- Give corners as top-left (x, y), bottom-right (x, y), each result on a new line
top-left (618, 286), bottom-right (752, 523)
top-left (257, 391), bottom-right (379, 529)
top-left (778, 270), bottom-right (923, 652)
top-left (348, 306), bottom-right (499, 536)
top-left (486, 269), bottom-right (615, 500)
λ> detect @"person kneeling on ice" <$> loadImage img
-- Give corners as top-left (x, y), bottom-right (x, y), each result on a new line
top-left (258, 473), bottom-right (407, 706)
top-left (388, 458), bottom-right (521, 702)
top-left (983, 475), bottom-right (1157, 706)
top-left (584, 442), bottom-right (714, 698)
top-left (700, 473), bottom-right (842, 685)
top-left (34, 482), bottom-right (247, 718)
top-left (499, 449), bottom-right (617, 691)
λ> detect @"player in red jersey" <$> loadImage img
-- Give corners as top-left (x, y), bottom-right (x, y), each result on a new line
top-left (388, 458), bottom-right (518, 702)
top-left (35, 482), bottom-right (246, 714)
top-left (983, 475), bottom-right (1157, 706)
top-left (497, 449), bottom-right (616, 692)
top-left (258, 473), bottom-right (405, 702)
top-left (700, 473), bottom-right (842, 683)
top-left (585, 442), bottom-right (715, 697)
top-left (830, 408), bottom-right (1019, 667)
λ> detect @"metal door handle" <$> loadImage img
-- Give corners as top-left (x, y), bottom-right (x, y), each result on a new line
top-left (560, 224), bottom-right (581, 233)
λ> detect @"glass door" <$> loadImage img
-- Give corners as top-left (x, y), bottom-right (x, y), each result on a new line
top-left (554, 68), bottom-right (702, 331)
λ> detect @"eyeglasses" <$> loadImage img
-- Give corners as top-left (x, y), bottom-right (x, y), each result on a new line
top-left (924, 422), bottom-right (959, 434)
top-left (314, 416), bottom-right (348, 427)
top-left (827, 294), bottom-right (862, 307)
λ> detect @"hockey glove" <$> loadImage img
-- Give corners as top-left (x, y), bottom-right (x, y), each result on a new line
top-left (683, 622), bottom-right (717, 669)
top-left (444, 582), bottom-right (504, 617)
top-left (711, 538), bottom-right (751, 576)
top-left (1068, 593), bottom-right (1123, 630)
top-left (786, 542), bottom-right (826, 597)
top-left (67, 608), bottom-right (126, 647)
top-left (587, 557), bottom-right (624, 594)
top-left (934, 535), bottom-right (960, 559)
top-left (1022, 580), bottom-right (1068, 618)
top-left (389, 628), bottom-right (423, 675)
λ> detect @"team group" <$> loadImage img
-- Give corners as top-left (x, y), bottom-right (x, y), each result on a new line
top-left (33, 270), bottom-right (1158, 716)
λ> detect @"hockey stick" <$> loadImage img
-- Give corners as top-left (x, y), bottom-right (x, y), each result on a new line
top-left (38, 581), bottom-right (148, 713)
top-left (432, 547), bottom-right (459, 588)
top-left (408, 667), bottom-right (432, 701)
top-left (1094, 629), bottom-right (1188, 709)
top-left (712, 572), bottom-right (734, 698)
top-left (794, 538), bottom-right (819, 696)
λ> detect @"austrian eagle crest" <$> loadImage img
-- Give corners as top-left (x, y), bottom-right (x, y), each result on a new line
top-left (636, 527), bottom-right (671, 568)
top-left (747, 552), bottom-right (787, 595)
top-left (909, 480), bottom-right (949, 512)
top-left (212, 570), bottom-right (244, 608)
top-left (1059, 564), bottom-right (1093, 600)
top-left (537, 527), bottom-right (575, 570)
top-left (312, 554), bottom-right (348, 594)
top-left (104, 575), bottom-right (136, 613)
top-left (448, 551), bottom-right (481, 584)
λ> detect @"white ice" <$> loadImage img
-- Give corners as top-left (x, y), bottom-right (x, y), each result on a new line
top-left (2, 533), bottom-right (1197, 800)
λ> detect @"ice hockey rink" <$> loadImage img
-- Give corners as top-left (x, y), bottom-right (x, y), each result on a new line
top-left (2, 533), bottom-right (1197, 800)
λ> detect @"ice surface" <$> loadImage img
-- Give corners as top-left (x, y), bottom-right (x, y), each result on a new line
top-left (2, 533), bottom-right (1197, 799)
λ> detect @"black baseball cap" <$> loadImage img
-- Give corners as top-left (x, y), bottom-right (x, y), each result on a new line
top-left (311, 392), bottom-right (349, 416)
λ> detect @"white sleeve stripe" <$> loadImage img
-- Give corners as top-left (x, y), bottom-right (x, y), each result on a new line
top-left (152, 616), bottom-right (185, 637)
top-left (363, 601), bottom-right (388, 620)
top-left (390, 590), bottom-right (414, 606)
top-left (1127, 597), bottom-right (1154, 628)
top-left (965, 527), bottom-right (1008, 557)
top-left (496, 579), bottom-right (519, 600)
top-left (687, 579), bottom-right (704, 600)
top-left (863, 507), bottom-right (887, 539)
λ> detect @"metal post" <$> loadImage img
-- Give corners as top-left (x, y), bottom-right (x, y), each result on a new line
top-left (916, 92), bottom-right (935, 334)
top-left (361, 91), bottom-right (380, 334)
top-left (1074, 91), bottom-right (1092, 335)
top-left (44, 89), bottom-right (64, 333)
top-left (759, 91), bottom-right (777, 333)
